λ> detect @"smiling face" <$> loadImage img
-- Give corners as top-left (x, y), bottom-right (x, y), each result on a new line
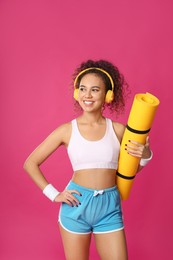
top-left (77, 73), bottom-right (106, 113)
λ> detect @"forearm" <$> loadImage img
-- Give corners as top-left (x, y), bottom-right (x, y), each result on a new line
top-left (23, 159), bottom-right (49, 190)
top-left (23, 159), bottom-right (81, 204)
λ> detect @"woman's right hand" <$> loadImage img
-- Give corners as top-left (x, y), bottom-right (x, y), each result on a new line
top-left (54, 189), bottom-right (81, 207)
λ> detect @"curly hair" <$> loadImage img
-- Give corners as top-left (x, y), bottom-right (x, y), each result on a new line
top-left (72, 59), bottom-right (130, 114)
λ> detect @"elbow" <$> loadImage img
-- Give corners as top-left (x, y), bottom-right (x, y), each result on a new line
top-left (23, 158), bottom-right (34, 173)
top-left (23, 159), bottom-right (29, 172)
top-left (23, 157), bottom-right (40, 173)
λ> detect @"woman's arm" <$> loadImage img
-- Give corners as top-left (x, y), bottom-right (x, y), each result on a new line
top-left (23, 123), bottom-right (81, 205)
top-left (24, 123), bottom-right (70, 189)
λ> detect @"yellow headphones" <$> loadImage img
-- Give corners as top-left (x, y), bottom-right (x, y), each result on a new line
top-left (73, 67), bottom-right (114, 103)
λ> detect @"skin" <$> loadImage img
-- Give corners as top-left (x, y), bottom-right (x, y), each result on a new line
top-left (24, 73), bottom-right (151, 260)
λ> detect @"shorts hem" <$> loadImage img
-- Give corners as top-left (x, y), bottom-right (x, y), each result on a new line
top-left (93, 226), bottom-right (124, 234)
top-left (59, 218), bottom-right (91, 235)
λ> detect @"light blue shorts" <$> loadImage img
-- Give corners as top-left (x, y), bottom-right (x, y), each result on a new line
top-left (59, 181), bottom-right (124, 234)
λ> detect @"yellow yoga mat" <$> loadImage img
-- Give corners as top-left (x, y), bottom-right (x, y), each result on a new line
top-left (117, 92), bottom-right (160, 200)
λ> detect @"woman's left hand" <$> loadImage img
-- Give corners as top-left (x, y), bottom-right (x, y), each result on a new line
top-left (126, 136), bottom-right (151, 159)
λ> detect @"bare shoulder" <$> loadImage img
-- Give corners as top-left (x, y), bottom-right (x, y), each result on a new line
top-left (52, 121), bottom-right (72, 146)
top-left (112, 121), bottom-right (126, 143)
top-left (55, 121), bottom-right (71, 133)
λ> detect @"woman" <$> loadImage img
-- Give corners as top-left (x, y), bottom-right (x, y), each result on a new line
top-left (24, 60), bottom-right (152, 260)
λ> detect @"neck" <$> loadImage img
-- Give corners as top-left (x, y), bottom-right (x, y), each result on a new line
top-left (79, 111), bottom-right (105, 124)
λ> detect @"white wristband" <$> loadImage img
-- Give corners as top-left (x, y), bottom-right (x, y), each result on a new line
top-left (43, 184), bottom-right (60, 202)
top-left (140, 151), bottom-right (153, 166)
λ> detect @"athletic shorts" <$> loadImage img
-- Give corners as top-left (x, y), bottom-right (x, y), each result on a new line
top-left (58, 181), bottom-right (124, 234)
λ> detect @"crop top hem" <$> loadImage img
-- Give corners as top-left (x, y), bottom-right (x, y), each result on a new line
top-left (72, 162), bottom-right (118, 171)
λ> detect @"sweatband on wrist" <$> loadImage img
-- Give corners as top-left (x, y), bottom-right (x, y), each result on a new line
top-left (140, 151), bottom-right (153, 166)
top-left (43, 184), bottom-right (60, 202)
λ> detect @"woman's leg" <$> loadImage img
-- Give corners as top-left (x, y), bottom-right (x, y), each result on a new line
top-left (59, 224), bottom-right (92, 260)
top-left (94, 229), bottom-right (128, 260)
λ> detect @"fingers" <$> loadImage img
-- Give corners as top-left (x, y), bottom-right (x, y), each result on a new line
top-left (125, 137), bottom-right (151, 158)
top-left (125, 140), bottom-right (144, 158)
top-left (55, 189), bottom-right (82, 207)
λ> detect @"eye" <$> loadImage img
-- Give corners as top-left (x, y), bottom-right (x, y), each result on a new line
top-left (92, 88), bottom-right (99, 92)
top-left (79, 86), bottom-right (85, 92)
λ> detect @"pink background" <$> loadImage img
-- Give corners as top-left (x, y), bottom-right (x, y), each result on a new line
top-left (0, 0), bottom-right (172, 259)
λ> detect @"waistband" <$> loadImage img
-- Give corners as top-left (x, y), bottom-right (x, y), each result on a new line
top-left (67, 180), bottom-right (117, 194)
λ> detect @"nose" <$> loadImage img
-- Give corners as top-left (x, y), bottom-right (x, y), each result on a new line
top-left (85, 89), bottom-right (92, 98)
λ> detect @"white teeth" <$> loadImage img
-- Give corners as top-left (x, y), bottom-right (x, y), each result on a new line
top-left (84, 101), bottom-right (93, 104)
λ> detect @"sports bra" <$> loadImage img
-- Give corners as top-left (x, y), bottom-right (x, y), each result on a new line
top-left (67, 118), bottom-right (120, 171)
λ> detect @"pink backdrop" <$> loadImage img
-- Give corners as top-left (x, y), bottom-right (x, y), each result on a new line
top-left (0, 0), bottom-right (172, 259)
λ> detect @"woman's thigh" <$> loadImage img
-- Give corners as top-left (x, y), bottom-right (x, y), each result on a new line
top-left (94, 229), bottom-right (128, 260)
top-left (59, 224), bottom-right (91, 260)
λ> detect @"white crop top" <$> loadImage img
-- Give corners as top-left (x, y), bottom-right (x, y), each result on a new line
top-left (67, 118), bottom-right (120, 171)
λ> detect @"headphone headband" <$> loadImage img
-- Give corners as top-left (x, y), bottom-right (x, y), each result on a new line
top-left (74, 67), bottom-right (114, 92)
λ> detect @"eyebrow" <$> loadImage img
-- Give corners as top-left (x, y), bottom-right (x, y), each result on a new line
top-left (79, 85), bottom-right (101, 89)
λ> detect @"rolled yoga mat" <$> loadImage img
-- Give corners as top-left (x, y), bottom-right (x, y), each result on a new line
top-left (117, 92), bottom-right (160, 200)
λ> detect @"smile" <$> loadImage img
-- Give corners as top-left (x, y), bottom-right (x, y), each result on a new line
top-left (83, 101), bottom-right (94, 105)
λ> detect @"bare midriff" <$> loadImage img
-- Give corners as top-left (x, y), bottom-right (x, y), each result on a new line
top-left (71, 169), bottom-right (117, 190)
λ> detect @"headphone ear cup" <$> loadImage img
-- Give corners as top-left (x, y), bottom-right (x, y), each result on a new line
top-left (105, 90), bottom-right (114, 103)
top-left (73, 89), bottom-right (79, 101)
